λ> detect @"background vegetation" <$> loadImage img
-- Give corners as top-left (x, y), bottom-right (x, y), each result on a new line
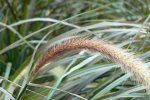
top-left (0, 0), bottom-right (150, 100)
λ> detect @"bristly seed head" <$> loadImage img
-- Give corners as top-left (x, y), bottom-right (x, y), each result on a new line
top-left (31, 38), bottom-right (150, 93)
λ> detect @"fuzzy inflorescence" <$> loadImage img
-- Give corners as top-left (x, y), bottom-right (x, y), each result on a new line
top-left (31, 38), bottom-right (150, 92)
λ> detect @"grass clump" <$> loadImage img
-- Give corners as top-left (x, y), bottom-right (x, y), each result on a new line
top-left (0, 0), bottom-right (150, 100)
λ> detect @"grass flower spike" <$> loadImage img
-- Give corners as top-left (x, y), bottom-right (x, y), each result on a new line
top-left (32, 38), bottom-right (150, 92)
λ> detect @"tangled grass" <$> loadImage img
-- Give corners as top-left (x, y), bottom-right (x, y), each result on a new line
top-left (0, 0), bottom-right (150, 100)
